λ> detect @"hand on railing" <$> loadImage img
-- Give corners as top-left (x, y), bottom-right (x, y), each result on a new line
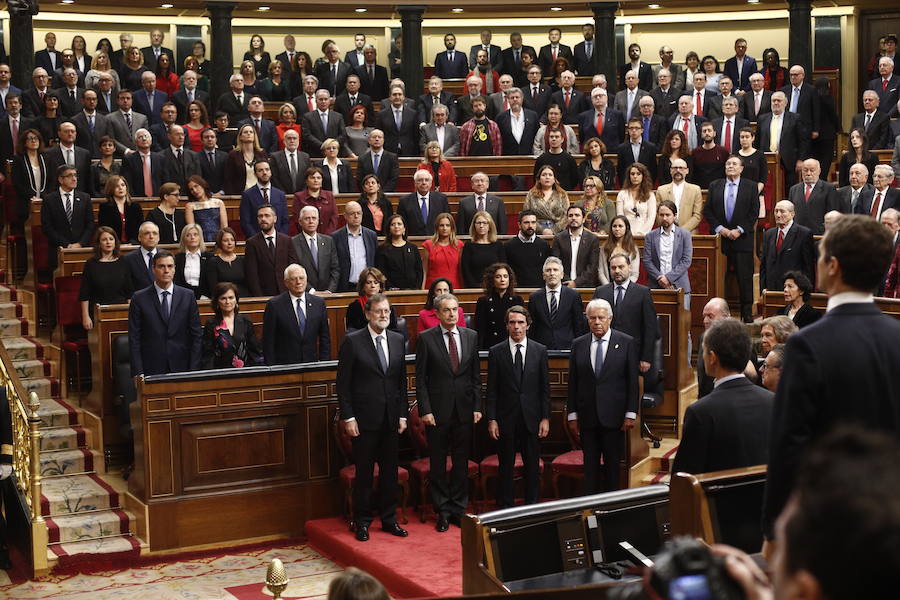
top-left (0, 464), bottom-right (11, 480)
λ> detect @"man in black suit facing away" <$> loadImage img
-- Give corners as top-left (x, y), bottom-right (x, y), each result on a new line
top-left (760, 200), bottom-right (816, 295)
top-left (456, 172), bottom-right (506, 234)
top-left (262, 263), bottom-right (330, 365)
top-left (415, 293), bottom-right (481, 531)
top-left (762, 215), bottom-right (900, 545)
top-left (704, 156), bottom-right (761, 322)
top-left (41, 165), bottom-right (94, 270)
top-left (397, 170), bottom-right (449, 236)
top-left (486, 306), bottom-right (550, 508)
top-left (355, 129), bottom-right (399, 192)
top-left (568, 298), bottom-right (639, 493)
top-left (528, 257), bottom-right (585, 350)
top-left (128, 250), bottom-right (202, 377)
top-left (338, 294), bottom-right (409, 542)
top-left (672, 317), bottom-right (773, 476)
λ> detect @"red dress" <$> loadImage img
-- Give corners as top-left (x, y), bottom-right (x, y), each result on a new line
top-left (184, 124), bottom-right (205, 151)
top-left (156, 72), bottom-right (180, 99)
top-left (423, 239), bottom-right (463, 290)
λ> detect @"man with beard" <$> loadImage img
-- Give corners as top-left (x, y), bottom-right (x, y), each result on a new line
top-left (459, 96), bottom-right (501, 157)
top-left (691, 122), bottom-right (729, 189)
top-left (468, 49), bottom-right (499, 95)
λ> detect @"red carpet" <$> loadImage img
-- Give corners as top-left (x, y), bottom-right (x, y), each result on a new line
top-left (305, 517), bottom-right (462, 599)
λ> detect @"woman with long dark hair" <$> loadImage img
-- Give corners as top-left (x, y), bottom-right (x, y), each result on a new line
top-left (375, 214), bottom-right (423, 290)
top-left (345, 267), bottom-right (401, 332)
top-left (11, 129), bottom-right (47, 223)
top-left (616, 163), bottom-right (656, 236)
top-left (358, 174), bottom-right (393, 236)
top-left (658, 130), bottom-right (693, 185)
top-left (598, 216), bottom-right (639, 284)
top-left (79, 226), bottom-right (133, 330)
top-left (461, 211), bottom-right (505, 288)
top-left (97, 175), bottom-right (143, 244)
top-left (474, 262), bottom-right (523, 349)
top-left (417, 278), bottom-right (466, 333)
top-left (243, 35), bottom-right (272, 80)
top-left (205, 227), bottom-right (248, 299)
top-left (837, 127), bottom-right (878, 188)
top-left (761, 48), bottom-right (787, 92)
top-left (201, 282), bottom-right (264, 369)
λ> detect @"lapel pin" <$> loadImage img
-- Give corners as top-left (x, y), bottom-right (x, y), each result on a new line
top-left (614, 344), bottom-right (619, 349)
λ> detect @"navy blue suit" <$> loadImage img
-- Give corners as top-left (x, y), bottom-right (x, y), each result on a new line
top-left (578, 108), bottom-right (625, 152)
top-left (262, 291), bottom-right (330, 365)
top-left (128, 284), bottom-right (202, 376)
top-left (433, 50), bottom-right (470, 80)
top-left (238, 117), bottom-right (279, 154)
top-left (332, 225), bottom-right (377, 292)
top-left (239, 185), bottom-right (290, 238)
top-left (123, 247), bottom-right (155, 291)
top-left (132, 90), bottom-right (170, 126)
top-left (723, 55), bottom-right (758, 92)
top-left (527, 286), bottom-right (585, 350)
top-left (496, 108), bottom-right (540, 155)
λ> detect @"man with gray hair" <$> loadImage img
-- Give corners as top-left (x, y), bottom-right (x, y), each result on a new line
top-left (416, 76), bottom-right (458, 125)
top-left (789, 159), bottom-right (839, 236)
top-left (760, 200), bottom-right (815, 295)
top-left (332, 201), bottom-right (377, 292)
top-left (172, 69), bottom-right (211, 123)
top-left (711, 95), bottom-right (749, 153)
top-left (652, 45), bottom-right (683, 90)
top-left (263, 263), bottom-right (330, 365)
top-left (292, 205), bottom-right (339, 293)
top-left (857, 164), bottom-right (899, 219)
top-left (397, 169), bottom-right (450, 236)
top-left (110, 32), bottom-right (132, 71)
top-left (21, 67), bottom-right (52, 117)
top-left (836, 162), bottom-right (873, 214)
top-left (133, 71), bottom-right (168, 126)
top-left (419, 103), bottom-right (460, 157)
top-left (568, 297), bottom-right (639, 492)
top-left (649, 68), bottom-right (678, 120)
top-left (851, 90), bottom-right (890, 149)
top-left (122, 128), bottom-right (162, 196)
top-left (292, 74), bottom-right (319, 118)
top-left (614, 69), bottom-right (649, 121)
top-left (741, 72), bottom-right (772, 122)
top-left (528, 256), bottom-right (586, 350)
top-left (217, 73), bottom-right (250, 122)
top-left (868, 55), bottom-right (899, 116)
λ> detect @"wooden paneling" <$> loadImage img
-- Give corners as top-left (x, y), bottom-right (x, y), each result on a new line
top-left (761, 290), bottom-right (900, 319)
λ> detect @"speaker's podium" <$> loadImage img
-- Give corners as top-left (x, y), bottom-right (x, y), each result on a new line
top-left (461, 486), bottom-right (671, 596)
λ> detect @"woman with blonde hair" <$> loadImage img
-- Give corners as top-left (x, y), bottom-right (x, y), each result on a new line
top-left (416, 141), bottom-right (457, 192)
top-left (616, 162), bottom-right (656, 237)
top-left (423, 213), bottom-right (463, 289)
top-left (224, 124), bottom-right (267, 194)
top-left (175, 223), bottom-right (214, 299)
top-left (581, 176), bottom-right (617, 234)
top-left (461, 211), bottom-right (505, 288)
top-left (275, 103), bottom-right (301, 150)
top-left (258, 59), bottom-right (290, 102)
top-left (524, 165), bottom-right (569, 234)
top-left (318, 138), bottom-right (353, 194)
top-left (120, 46), bottom-right (149, 91)
top-left (85, 52), bottom-right (121, 93)
top-left (239, 60), bottom-right (260, 96)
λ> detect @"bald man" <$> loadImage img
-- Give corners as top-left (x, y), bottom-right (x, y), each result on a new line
top-left (789, 159), bottom-right (840, 235)
top-left (760, 200), bottom-right (815, 294)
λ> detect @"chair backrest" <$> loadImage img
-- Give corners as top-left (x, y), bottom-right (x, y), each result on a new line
top-left (111, 335), bottom-right (137, 438)
top-left (54, 275), bottom-right (83, 328)
top-left (464, 313), bottom-right (474, 330)
top-left (31, 225), bottom-right (49, 272)
top-left (396, 316), bottom-right (409, 353)
top-left (333, 413), bottom-right (353, 462)
top-left (406, 401), bottom-right (428, 455)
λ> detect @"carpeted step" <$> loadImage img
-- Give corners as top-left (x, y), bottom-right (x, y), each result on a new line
top-left (641, 471), bottom-right (672, 486)
top-left (0, 284), bottom-right (17, 303)
top-left (0, 316), bottom-right (28, 337)
top-left (40, 448), bottom-right (97, 478)
top-left (37, 397), bottom-right (80, 428)
top-left (48, 534), bottom-right (140, 561)
top-left (13, 358), bottom-right (51, 380)
top-left (45, 509), bottom-right (133, 544)
top-left (0, 301), bottom-right (23, 319)
top-left (21, 376), bottom-right (60, 398)
top-left (2, 336), bottom-right (44, 360)
top-left (41, 473), bottom-right (120, 517)
top-left (40, 426), bottom-right (88, 452)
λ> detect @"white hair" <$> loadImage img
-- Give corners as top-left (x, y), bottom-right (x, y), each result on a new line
top-left (586, 298), bottom-right (613, 318)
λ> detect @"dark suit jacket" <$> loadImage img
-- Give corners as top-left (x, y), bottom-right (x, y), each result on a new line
top-left (619, 61), bottom-right (653, 92)
top-left (42, 145), bottom-right (92, 193)
top-left (337, 327), bottom-right (408, 430)
top-left (156, 146), bottom-right (201, 190)
top-left (856, 186), bottom-right (900, 217)
top-left (41, 189), bottom-right (94, 268)
top-left (332, 225), bottom-right (377, 292)
top-left (148, 122), bottom-right (172, 152)
top-left (140, 46), bottom-right (175, 72)
top-left (498, 45), bottom-right (537, 76)
top-left (496, 108), bottom-right (540, 156)
top-left (300, 109), bottom-right (346, 157)
top-left (122, 246), bottom-right (155, 291)
top-left (552, 230), bottom-right (600, 287)
top-left (216, 91), bottom-right (252, 122)
top-left (869, 74), bottom-right (900, 116)
top-left (238, 117), bottom-right (279, 154)
top-left (396, 191), bottom-right (450, 236)
top-left (528, 286), bottom-right (586, 350)
top-left (679, 89), bottom-right (716, 119)
top-left (567, 330), bottom-right (639, 429)
top-left (723, 55), bottom-right (758, 92)
top-left (538, 44), bottom-right (574, 75)
top-left (593, 282), bottom-right (658, 364)
top-left (522, 84), bottom-right (552, 119)
top-left (704, 177), bottom-right (760, 253)
top-left (640, 114), bottom-right (669, 148)
top-left (239, 185), bottom-right (289, 237)
top-left (333, 92), bottom-right (374, 125)
top-left (756, 111), bottom-right (808, 172)
top-left (174, 250), bottom-right (213, 299)
top-left (457, 194), bottom-right (507, 235)
top-left (759, 223), bottom-right (815, 294)
top-left (649, 87), bottom-right (680, 120)
top-left (376, 105), bottom-right (419, 156)
top-left (172, 88), bottom-right (211, 123)
top-left (573, 41), bottom-right (595, 76)
top-left (486, 338), bottom-right (550, 432)
top-left (711, 116), bottom-right (750, 153)
top-left (741, 90), bottom-right (773, 122)
top-left (781, 82), bottom-right (820, 138)
top-left (789, 179), bottom-right (839, 235)
top-left (35, 49), bottom-right (61, 75)
top-left (58, 87), bottom-right (84, 117)
top-left (851, 111), bottom-right (891, 150)
top-left (416, 91), bottom-right (458, 125)
top-left (355, 64), bottom-right (391, 102)
top-left (356, 150), bottom-right (399, 192)
top-left (20, 87), bottom-right (52, 118)
top-left (0, 115), bottom-right (33, 165)
top-left (578, 108), bottom-right (625, 152)
top-left (131, 89), bottom-right (169, 126)
top-left (469, 44), bottom-right (503, 70)
top-left (263, 291), bottom-right (330, 364)
top-left (835, 183), bottom-right (873, 214)
top-left (314, 61), bottom-right (352, 96)
top-left (778, 302), bottom-right (821, 328)
top-left (198, 148), bottom-right (228, 193)
top-left (434, 50), bottom-right (470, 80)
top-left (128, 283), bottom-right (201, 376)
top-left (268, 149), bottom-right (310, 196)
top-left (672, 377), bottom-right (773, 475)
top-left (763, 302), bottom-right (900, 537)
top-left (616, 140), bottom-right (659, 185)
top-left (244, 232), bottom-right (300, 297)
top-left (416, 325), bottom-right (480, 421)
top-left (549, 88), bottom-right (587, 124)
top-left (122, 151), bottom-right (164, 197)
top-left (292, 232), bottom-right (339, 292)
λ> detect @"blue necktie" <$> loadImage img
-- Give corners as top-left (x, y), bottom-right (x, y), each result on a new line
top-left (420, 195), bottom-right (428, 224)
top-left (615, 285), bottom-right (624, 307)
top-left (372, 152), bottom-right (380, 173)
top-left (790, 87), bottom-right (799, 113)
top-left (643, 118), bottom-right (650, 141)
top-left (161, 290), bottom-right (170, 321)
top-left (594, 337), bottom-right (605, 378)
top-left (725, 182), bottom-right (736, 222)
top-left (309, 236), bottom-right (318, 265)
top-left (376, 335), bottom-right (388, 373)
top-left (320, 112), bottom-right (328, 132)
top-left (296, 298), bottom-right (306, 335)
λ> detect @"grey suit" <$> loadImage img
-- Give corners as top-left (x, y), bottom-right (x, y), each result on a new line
top-left (107, 110), bottom-right (148, 153)
top-left (642, 225), bottom-right (693, 298)
top-left (292, 232), bottom-right (339, 293)
top-left (456, 193), bottom-right (507, 235)
top-left (419, 122), bottom-right (460, 157)
top-left (70, 111), bottom-right (116, 158)
top-left (613, 88), bottom-right (649, 121)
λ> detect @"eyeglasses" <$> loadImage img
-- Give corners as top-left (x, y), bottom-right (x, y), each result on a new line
top-left (25, 136), bottom-right (39, 141)
top-left (583, 183), bottom-right (596, 188)
top-left (760, 362), bottom-right (780, 371)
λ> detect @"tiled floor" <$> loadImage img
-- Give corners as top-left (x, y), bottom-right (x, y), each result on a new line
top-left (0, 543), bottom-right (342, 599)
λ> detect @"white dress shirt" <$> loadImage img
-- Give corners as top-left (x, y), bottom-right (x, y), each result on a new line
top-left (826, 291), bottom-right (874, 313)
top-left (183, 249), bottom-right (202, 287)
top-left (567, 229), bottom-right (583, 282)
top-left (567, 329), bottom-right (637, 421)
top-left (440, 325), bottom-right (462, 357)
top-left (659, 226), bottom-right (674, 274)
top-left (507, 336), bottom-right (527, 368)
top-left (545, 284), bottom-right (563, 312)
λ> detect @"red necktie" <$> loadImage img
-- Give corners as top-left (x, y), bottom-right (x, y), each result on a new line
top-left (804, 184), bottom-right (812, 203)
top-left (723, 119), bottom-right (732, 152)
top-left (503, 96), bottom-right (509, 111)
top-left (564, 90), bottom-right (571, 108)
top-left (776, 229), bottom-right (784, 253)
top-left (682, 117), bottom-right (690, 136)
top-left (552, 47), bottom-right (558, 62)
top-left (884, 79), bottom-right (890, 92)
top-left (307, 95), bottom-right (313, 112)
top-left (596, 112), bottom-right (604, 135)
top-left (872, 192), bottom-right (882, 218)
top-left (695, 91), bottom-right (702, 115)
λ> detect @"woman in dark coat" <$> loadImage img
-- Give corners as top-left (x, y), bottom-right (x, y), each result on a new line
top-left (202, 282), bottom-right (264, 369)
top-left (474, 262), bottom-right (524, 350)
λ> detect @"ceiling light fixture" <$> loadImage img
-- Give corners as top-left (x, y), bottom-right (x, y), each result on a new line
top-left (451, 7), bottom-right (464, 12)
top-left (355, 7), bottom-right (367, 11)
top-left (60, 0), bottom-right (74, 4)
top-left (258, 5), bottom-right (271, 10)
top-left (648, 3), bottom-right (661, 8)
top-left (161, 2), bottom-right (174, 7)
top-left (550, 7), bottom-right (563, 11)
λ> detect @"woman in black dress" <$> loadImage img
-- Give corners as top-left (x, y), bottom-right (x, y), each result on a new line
top-left (837, 128), bottom-right (878, 189)
top-left (97, 175), bottom-right (143, 244)
top-left (658, 130), bottom-right (693, 185)
top-left (243, 35), bottom-right (272, 80)
top-left (145, 182), bottom-right (186, 245)
top-left (778, 270), bottom-right (820, 328)
top-left (375, 214), bottom-right (423, 290)
top-left (11, 129), bottom-right (47, 224)
top-left (91, 136), bottom-right (123, 197)
top-left (474, 262), bottom-right (523, 350)
top-left (461, 211), bottom-right (505, 288)
top-left (79, 226), bottom-right (133, 330)
top-left (344, 267), bottom-right (401, 332)
top-left (205, 227), bottom-right (248, 298)
top-left (202, 282), bottom-right (264, 369)
top-left (36, 94), bottom-right (64, 147)
top-left (577, 137), bottom-right (616, 190)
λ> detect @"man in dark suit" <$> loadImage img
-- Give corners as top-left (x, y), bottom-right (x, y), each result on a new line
top-left (315, 42), bottom-right (352, 97)
top-left (356, 46), bottom-right (390, 102)
top-left (20, 68), bottom-right (53, 119)
top-left (417, 77), bottom-right (458, 125)
top-left (147, 103), bottom-right (178, 151)
top-left (711, 96), bottom-right (750, 154)
top-left (419, 106), bottom-right (460, 157)
top-left (486, 306), bottom-right (550, 508)
top-left (549, 71), bottom-right (586, 125)
top-left (0, 95), bottom-right (33, 166)
top-left (41, 165), bottom-right (94, 270)
top-left (619, 43), bottom-right (653, 91)
top-left (759, 200), bottom-right (816, 295)
top-left (263, 263), bottom-right (330, 365)
top-left (869, 56), bottom-right (900, 116)
top-left (301, 89), bottom-right (346, 158)
top-left (762, 215), bottom-right (900, 541)
top-left (69, 90), bottom-right (115, 159)
top-left (538, 27), bottom-right (573, 77)
top-left (553, 204), bottom-right (600, 288)
top-left (528, 257), bottom-right (586, 350)
top-left (649, 68), bottom-right (680, 119)
top-left (578, 88), bottom-right (625, 151)
top-left (344, 34), bottom-right (368, 69)
top-left (128, 249), bottom-right (201, 377)
top-left (683, 72), bottom-right (716, 119)
top-left (572, 24), bottom-right (596, 76)
top-left (292, 75), bottom-right (319, 122)
top-left (456, 172), bottom-right (507, 234)
top-left (123, 221), bottom-right (160, 291)
top-left (338, 294), bottom-right (409, 542)
top-left (836, 163), bottom-right (874, 214)
top-left (171, 70), bottom-right (211, 123)
top-left (522, 66), bottom-right (551, 119)
top-left (244, 204), bottom-right (300, 297)
top-left (851, 90), bottom-right (891, 150)
top-left (122, 128), bottom-right (163, 197)
top-left (106, 90), bottom-right (148, 153)
top-left (722, 38), bottom-right (758, 93)
top-left (34, 32), bottom-right (61, 75)
top-left (355, 130), bottom-right (399, 192)
top-left (292, 206), bottom-right (339, 293)
top-left (397, 170), bottom-right (450, 236)
top-left (110, 33), bottom-right (132, 72)
top-left (216, 74), bottom-right (252, 123)
top-left (239, 160), bottom-right (289, 237)
top-left (198, 128), bottom-right (228, 194)
top-left (415, 293), bottom-right (481, 530)
top-left (238, 96), bottom-right (279, 154)
top-left (789, 159), bottom-right (840, 235)
top-left (433, 33), bottom-right (470, 80)
top-left (92, 74), bottom-right (117, 115)
top-left (704, 156), bottom-right (761, 321)
top-left (856, 165), bottom-right (900, 219)
top-left (568, 298), bottom-right (639, 493)
top-left (495, 87), bottom-right (539, 159)
top-left (636, 97), bottom-right (669, 148)
top-left (757, 91), bottom-right (808, 189)
top-left (498, 32), bottom-right (535, 77)
top-left (333, 74), bottom-right (373, 126)
top-left (155, 125), bottom-right (201, 190)
top-left (132, 72), bottom-right (169, 127)
top-left (741, 73), bottom-right (773, 122)
top-left (332, 201), bottom-right (377, 292)
top-left (782, 65), bottom-right (819, 149)
top-left (376, 87), bottom-right (418, 156)
top-left (616, 117), bottom-right (659, 185)
top-left (672, 317), bottom-right (773, 475)
top-left (140, 29), bottom-right (175, 72)
top-left (56, 70), bottom-right (84, 118)
top-left (269, 129), bottom-right (310, 196)
top-left (52, 53), bottom-right (85, 90)
top-left (468, 30), bottom-right (502, 70)
top-left (42, 122), bottom-right (91, 193)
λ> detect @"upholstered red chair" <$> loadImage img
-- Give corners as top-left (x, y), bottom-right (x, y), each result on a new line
top-left (551, 417), bottom-right (587, 499)
top-left (478, 452), bottom-right (544, 511)
top-left (31, 225), bottom-right (54, 329)
top-left (406, 402), bottom-right (479, 521)
top-left (54, 275), bottom-right (88, 397)
top-left (333, 414), bottom-right (409, 525)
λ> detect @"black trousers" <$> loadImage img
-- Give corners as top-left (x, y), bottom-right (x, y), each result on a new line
top-left (351, 420), bottom-right (400, 527)
top-left (581, 425), bottom-right (625, 494)
top-left (496, 414), bottom-right (540, 508)
top-left (426, 405), bottom-right (472, 518)
top-left (726, 250), bottom-right (755, 319)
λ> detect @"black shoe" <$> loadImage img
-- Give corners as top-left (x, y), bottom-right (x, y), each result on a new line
top-left (382, 522), bottom-right (409, 537)
top-left (436, 515), bottom-right (449, 532)
top-left (448, 514), bottom-right (462, 527)
top-left (355, 523), bottom-right (370, 542)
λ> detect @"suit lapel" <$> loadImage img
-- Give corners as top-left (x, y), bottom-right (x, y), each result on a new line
top-left (503, 343), bottom-right (521, 391)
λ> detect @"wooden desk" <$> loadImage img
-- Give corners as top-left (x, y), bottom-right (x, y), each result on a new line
top-left (761, 291), bottom-right (900, 320)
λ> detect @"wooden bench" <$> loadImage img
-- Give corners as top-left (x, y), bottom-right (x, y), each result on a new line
top-left (761, 290), bottom-right (900, 320)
